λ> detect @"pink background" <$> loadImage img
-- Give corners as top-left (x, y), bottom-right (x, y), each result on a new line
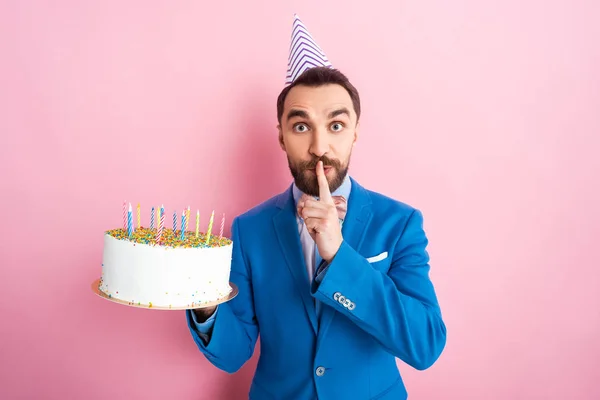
top-left (1, 0), bottom-right (599, 399)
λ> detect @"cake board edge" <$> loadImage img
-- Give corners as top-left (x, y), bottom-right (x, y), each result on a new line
top-left (90, 278), bottom-right (238, 310)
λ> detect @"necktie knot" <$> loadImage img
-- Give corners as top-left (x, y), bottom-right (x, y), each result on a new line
top-left (332, 196), bottom-right (348, 221)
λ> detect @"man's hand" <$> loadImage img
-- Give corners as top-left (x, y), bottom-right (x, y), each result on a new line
top-left (193, 306), bottom-right (217, 322)
top-left (298, 160), bottom-right (343, 263)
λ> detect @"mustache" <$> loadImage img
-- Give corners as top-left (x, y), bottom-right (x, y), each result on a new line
top-left (298, 156), bottom-right (341, 170)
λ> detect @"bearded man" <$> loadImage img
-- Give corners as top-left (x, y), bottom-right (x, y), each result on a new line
top-left (186, 15), bottom-right (446, 400)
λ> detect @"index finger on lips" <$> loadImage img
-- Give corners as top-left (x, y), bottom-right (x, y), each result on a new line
top-left (316, 160), bottom-right (333, 204)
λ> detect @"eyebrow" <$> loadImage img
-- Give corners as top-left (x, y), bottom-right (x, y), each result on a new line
top-left (328, 108), bottom-right (350, 119)
top-left (286, 109), bottom-right (309, 121)
top-left (286, 107), bottom-right (351, 122)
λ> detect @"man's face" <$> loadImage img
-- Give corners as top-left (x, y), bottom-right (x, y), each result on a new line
top-left (277, 83), bottom-right (359, 196)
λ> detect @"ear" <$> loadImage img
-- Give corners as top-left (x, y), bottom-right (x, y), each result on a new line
top-left (277, 124), bottom-right (285, 151)
top-left (353, 121), bottom-right (360, 145)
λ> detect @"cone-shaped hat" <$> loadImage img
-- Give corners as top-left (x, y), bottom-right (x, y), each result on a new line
top-left (285, 14), bottom-right (333, 85)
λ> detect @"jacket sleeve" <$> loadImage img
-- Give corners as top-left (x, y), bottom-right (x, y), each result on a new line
top-left (311, 208), bottom-right (446, 370)
top-left (185, 216), bottom-right (259, 373)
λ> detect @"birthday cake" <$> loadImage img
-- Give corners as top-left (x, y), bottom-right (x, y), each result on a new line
top-left (98, 203), bottom-right (233, 309)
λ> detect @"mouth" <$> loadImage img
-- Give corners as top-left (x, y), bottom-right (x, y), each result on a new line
top-left (305, 166), bottom-right (334, 175)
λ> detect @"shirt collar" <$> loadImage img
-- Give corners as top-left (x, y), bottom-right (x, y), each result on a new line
top-left (292, 173), bottom-right (352, 206)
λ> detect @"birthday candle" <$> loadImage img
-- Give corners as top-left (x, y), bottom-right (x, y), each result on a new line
top-left (195, 210), bottom-right (199, 238)
top-left (205, 210), bottom-right (214, 245)
top-left (219, 213), bottom-right (225, 238)
top-left (186, 206), bottom-right (190, 231)
top-left (150, 207), bottom-right (155, 230)
top-left (123, 201), bottom-right (127, 230)
top-left (180, 211), bottom-right (186, 241)
top-left (173, 210), bottom-right (177, 233)
top-left (156, 207), bottom-right (164, 242)
top-left (137, 203), bottom-right (141, 229)
top-left (155, 206), bottom-right (160, 231)
top-left (127, 203), bottom-right (133, 237)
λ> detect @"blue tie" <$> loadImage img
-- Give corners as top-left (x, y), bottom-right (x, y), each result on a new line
top-left (313, 218), bottom-right (343, 323)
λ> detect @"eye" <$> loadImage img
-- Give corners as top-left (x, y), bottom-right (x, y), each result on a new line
top-left (293, 123), bottom-right (309, 133)
top-left (330, 122), bottom-right (344, 132)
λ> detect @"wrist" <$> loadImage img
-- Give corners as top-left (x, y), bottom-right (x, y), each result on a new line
top-left (324, 238), bottom-right (343, 263)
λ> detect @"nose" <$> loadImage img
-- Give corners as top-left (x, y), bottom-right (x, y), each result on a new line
top-left (309, 127), bottom-right (329, 158)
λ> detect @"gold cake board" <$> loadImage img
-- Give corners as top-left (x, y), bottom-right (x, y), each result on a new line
top-left (91, 278), bottom-right (238, 310)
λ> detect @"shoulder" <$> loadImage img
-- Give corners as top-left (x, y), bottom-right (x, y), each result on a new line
top-left (232, 186), bottom-right (291, 227)
top-left (368, 188), bottom-right (425, 230)
top-left (366, 188), bottom-right (418, 216)
top-left (358, 184), bottom-right (428, 246)
top-left (353, 177), bottom-right (420, 220)
top-left (353, 179), bottom-right (426, 235)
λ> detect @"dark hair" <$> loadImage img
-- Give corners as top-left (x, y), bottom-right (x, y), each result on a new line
top-left (276, 67), bottom-right (361, 124)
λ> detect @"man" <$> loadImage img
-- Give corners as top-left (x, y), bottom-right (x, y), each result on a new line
top-left (186, 15), bottom-right (446, 399)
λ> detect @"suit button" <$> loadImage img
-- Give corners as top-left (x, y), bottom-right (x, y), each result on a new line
top-left (315, 366), bottom-right (325, 376)
top-left (333, 292), bottom-right (341, 301)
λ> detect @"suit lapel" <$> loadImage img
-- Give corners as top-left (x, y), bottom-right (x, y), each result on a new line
top-left (273, 186), bottom-right (318, 335)
top-left (316, 178), bottom-right (373, 352)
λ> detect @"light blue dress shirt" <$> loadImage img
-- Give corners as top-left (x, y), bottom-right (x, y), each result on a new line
top-left (190, 175), bottom-right (352, 342)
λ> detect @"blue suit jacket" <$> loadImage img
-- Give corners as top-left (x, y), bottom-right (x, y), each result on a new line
top-left (186, 177), bottom-right (446, 399)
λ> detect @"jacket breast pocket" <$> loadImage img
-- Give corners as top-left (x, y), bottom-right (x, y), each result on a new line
top-left (365, 251), bottom-right (391, 273)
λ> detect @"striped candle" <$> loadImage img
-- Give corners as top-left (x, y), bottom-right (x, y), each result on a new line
top-left (180, 211), bottom-right (186, 241)
top-left (205, 210), bottom-right (214, 245)
top-left (195, 210), bottom-right (199, 237)
top-left (159, 204), bottom-right (163, 227)
top-left (156, 207), bottom-right (165, 242)
top-left (173, 211), bottom-right (177, 233)
top-left (123, 201), bottom-right (127, 230)
top-left (127, 203), bottom-right (133, 237)
top-left (150, 207), bottom-right (155, 229)
top-left (136, 203), bottom-right (141, 229)
top-left (219, 213), bottom-right (225, 238)
top-left (155, 206), bottom-right (160, 230)
top-left (186, 206), bottom-right (190, 231)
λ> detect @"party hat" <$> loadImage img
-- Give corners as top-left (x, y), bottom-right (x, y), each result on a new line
top-left (285, 14), bottom-right (333, 85)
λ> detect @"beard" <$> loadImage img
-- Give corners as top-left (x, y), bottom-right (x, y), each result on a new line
top-left (287, 154), bottom-right (350, 197)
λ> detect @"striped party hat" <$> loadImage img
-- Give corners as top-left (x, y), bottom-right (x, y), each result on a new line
top-left (285, 14), bottom-right (333, 85)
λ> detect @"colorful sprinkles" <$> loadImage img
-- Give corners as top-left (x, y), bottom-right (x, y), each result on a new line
top-left (105, 227), bottom-right (232, 248)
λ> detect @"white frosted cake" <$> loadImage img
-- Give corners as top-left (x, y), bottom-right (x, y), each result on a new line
top-left (98, 214), bottom-right (233, 309)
